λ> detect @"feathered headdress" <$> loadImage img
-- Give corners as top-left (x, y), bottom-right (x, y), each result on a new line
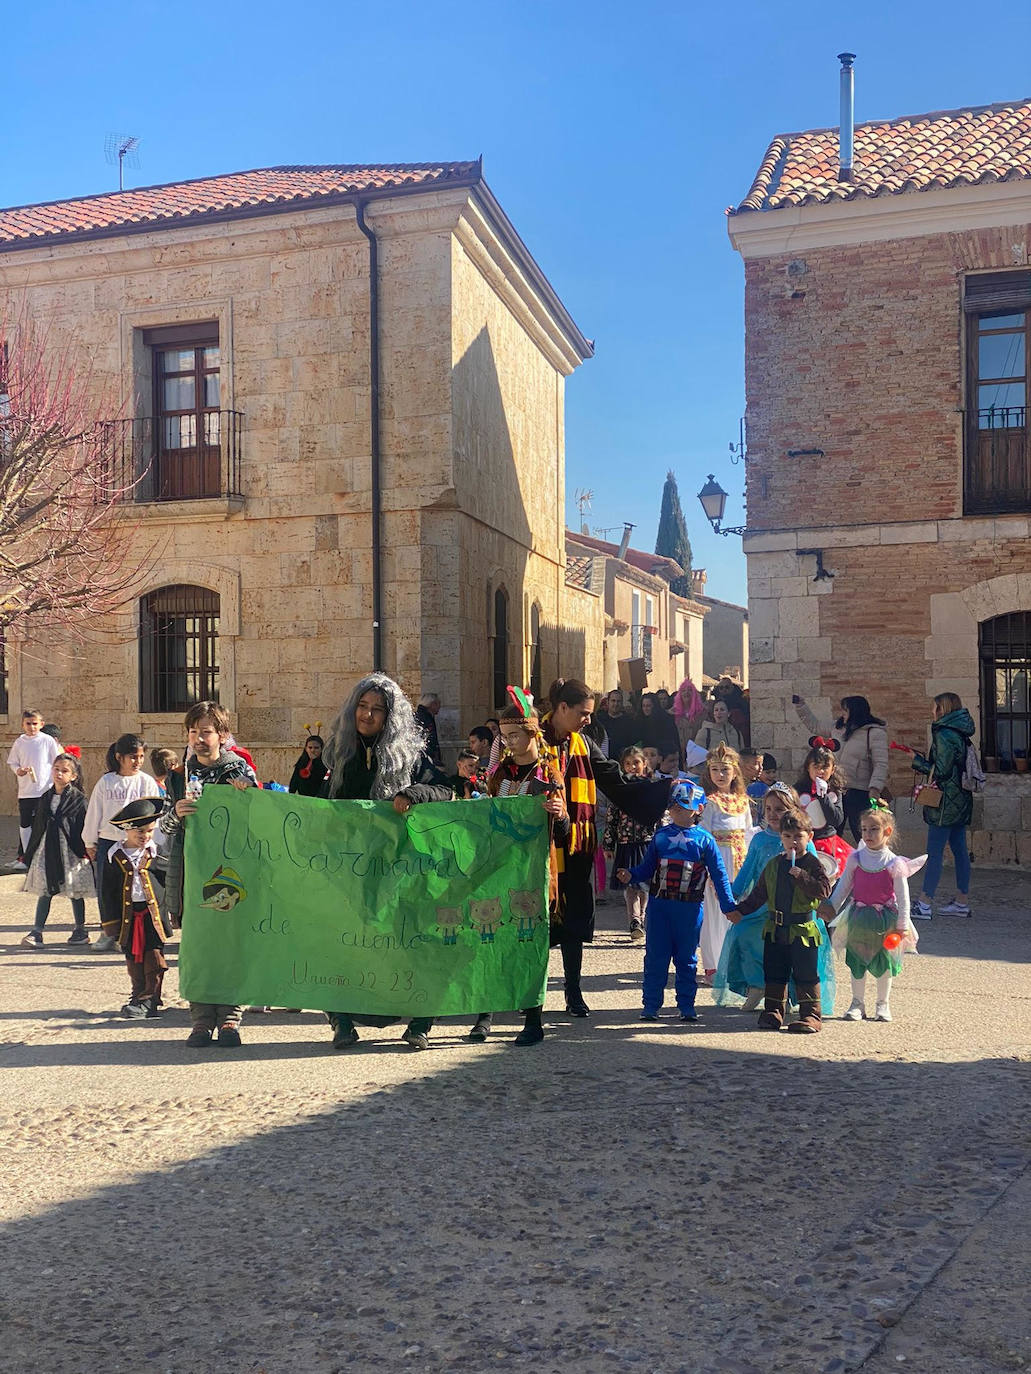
top-left (505, 686), bottom-right (535, 720)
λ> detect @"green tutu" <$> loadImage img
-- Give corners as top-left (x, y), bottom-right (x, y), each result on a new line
top-left (842, 903), bottom-right (903, 979)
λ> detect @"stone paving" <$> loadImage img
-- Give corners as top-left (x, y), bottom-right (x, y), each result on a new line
top-left (0, 856), bottom-right (1028, 1374)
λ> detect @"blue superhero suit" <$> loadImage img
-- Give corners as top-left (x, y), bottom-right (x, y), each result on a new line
top-left (629, 823), bottom-right (736, 1017)
top-left (713, 828), bottom-right (837, 1014)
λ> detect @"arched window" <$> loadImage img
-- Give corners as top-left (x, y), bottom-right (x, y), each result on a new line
top-left (980, 612), bottom-right (1031, 761)
top-left (140, 584), bottom-right (220, 712)
top-left (529, 602), bottom-right (542, 703)
top-left (492, 586), bottom-right (509, 710)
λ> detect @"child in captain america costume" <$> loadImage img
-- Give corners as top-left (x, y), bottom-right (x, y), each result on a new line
top-left (617, 780), bottom-right (736, 1022)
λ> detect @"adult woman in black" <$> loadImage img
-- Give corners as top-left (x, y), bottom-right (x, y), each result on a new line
top-left (322, 672), bottom-right (452, 1050)
top-left (542, 678), bottom-right (672, 1015)
top-left (636, 691), bottom-right (681, 763)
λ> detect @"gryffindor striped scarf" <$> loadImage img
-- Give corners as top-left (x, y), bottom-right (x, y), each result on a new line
top-left (541, 722), bottom-right (597, 866)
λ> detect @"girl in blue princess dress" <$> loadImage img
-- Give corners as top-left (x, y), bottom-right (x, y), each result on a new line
top-left (713, 782), bottom-right (836, 1014)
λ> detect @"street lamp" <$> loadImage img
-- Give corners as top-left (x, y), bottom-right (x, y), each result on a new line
top-left (697, 474), bottom-right (747, 537)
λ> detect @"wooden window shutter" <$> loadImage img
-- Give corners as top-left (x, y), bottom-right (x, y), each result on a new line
top-left (963, 271), bottom-right (1031, 314)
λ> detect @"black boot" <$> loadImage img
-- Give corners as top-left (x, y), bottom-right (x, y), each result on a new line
top-left (468, 1013), bottom-right (492, 1042)
top-left (562, 940), bottom-right (589, 1016)
top-left (514, 1006), bottom-right (544, 1046)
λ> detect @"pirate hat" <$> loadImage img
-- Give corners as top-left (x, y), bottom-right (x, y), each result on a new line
top-left (111, 797), bottom-right (164, 829)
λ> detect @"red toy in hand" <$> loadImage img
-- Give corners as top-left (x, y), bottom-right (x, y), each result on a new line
top-left (883, 930), bottom-right (903, 951)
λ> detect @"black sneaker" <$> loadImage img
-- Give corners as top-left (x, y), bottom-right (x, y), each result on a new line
top-left (468, 1016), bottom-right (491, 1042)
top-left (679, 1011), bottom-right (699, 1023)
top-left (67, 928), bottom-right (90, 945)
top-left (330, 1015), bottom-right (359, 1049)
top-left (402, 1028), bottom-right (430, 1050)
top-left (19, 931), bottom-right (43, 949)
top-left (217, 1024), bottom-right (242, 1048)
top-left (121, 1001), bottom-right (147, 1019)
top-left (186, 1027), bottom-right (213, 1048)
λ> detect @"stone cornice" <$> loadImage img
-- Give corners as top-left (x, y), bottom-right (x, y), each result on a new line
top-left (728, 178), bottom-right (1031, 258)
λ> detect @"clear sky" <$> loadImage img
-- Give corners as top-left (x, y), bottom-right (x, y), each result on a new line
top-left (5, 1), bottom-right (1031, 604)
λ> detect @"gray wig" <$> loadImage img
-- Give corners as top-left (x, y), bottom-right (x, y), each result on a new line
top-left (324, 673), bottom-right (427, 799)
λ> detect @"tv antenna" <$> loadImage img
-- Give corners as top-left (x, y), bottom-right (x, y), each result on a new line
top-left (105, 134), bottom-right (141, 191)
top-left (573, 487), bottom-right (594, 534)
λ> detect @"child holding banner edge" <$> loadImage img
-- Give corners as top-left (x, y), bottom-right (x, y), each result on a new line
top-left (161, 701), bottom-right (258, 1048)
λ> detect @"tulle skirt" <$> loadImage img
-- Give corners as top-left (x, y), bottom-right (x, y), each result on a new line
top-left (832, 901), bottom-right (917, 979)
top-left (713, 912), bottom-right (837, 1014)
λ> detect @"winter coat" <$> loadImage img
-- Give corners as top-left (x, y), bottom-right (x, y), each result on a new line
top-left (912, 707), bottom-right (976, 828)
top-left (23, 785), bottom-right (88, 894)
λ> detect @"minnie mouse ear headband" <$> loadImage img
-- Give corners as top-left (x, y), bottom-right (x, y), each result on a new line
top-left (505, 686), bottom-right (536, 721)
top-left (670, 780), bottom-right (706, 811)
top-left (809, 736), bottom-right (840, 753)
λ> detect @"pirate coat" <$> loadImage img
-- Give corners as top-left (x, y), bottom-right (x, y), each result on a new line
top-left (100, 846), bottom-right (167, 949)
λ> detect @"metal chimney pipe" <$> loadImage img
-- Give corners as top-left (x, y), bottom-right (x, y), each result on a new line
top-left (838, 52), bottom-right (856, 183)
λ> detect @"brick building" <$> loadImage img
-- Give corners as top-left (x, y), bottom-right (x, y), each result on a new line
top-left (729, 97), bottom-right (1031, 860)
top-left (0, 162), bottom-right (593, 795)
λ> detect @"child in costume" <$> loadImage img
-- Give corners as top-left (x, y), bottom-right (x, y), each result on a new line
top-left (730, 807), bottom-right (832, 1033)
top-left (794, 737), bottom-right (852, 877)
top-left (467, 687), bottom-right (567, 1046)
top-left (604, 745), bottom-right (657, 944)
top-left (617, 780), bottom-right (736, 1022)
top-left (20, 752), bottom-right (95, 947)
top-left (101, 798), bottom-right (168, 1018)
top-left (162, 701), bottom-right (258, 1048)
top-left (697, 743), bottom-right (755, 984)
top-left (288, 733), bottom-right (327, 797)
top-left (715, 781), bottom-right (803, 1009)
top-left (820, 801), bottom-right (923, 1023)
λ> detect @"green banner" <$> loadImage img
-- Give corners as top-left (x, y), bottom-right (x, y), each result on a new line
top-left (178, 787), bottom-right (551, 1016)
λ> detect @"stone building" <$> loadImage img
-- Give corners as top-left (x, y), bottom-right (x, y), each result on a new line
top-left (563, 530), bottom-right (708, 695)
top-left (729, 96), bottom-right (1031, 858)
top-left (0, 162), bottom-right (592, 791)
top-left (692, 576), bottom-right (749, 685)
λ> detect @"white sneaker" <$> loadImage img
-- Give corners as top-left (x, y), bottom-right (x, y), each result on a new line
top-left (843, 1001), bottom-right (865, 1021)
top-left (92, 934), bottom-right (118, 952)
top-left (875, 1002), bottom-right (892, 1022)
top-left (911, 899), bottom-right (933, 920)
top-left (938, 899), bottom-right (971, 917)
top-left (10, 859), bottom-right (27, 871)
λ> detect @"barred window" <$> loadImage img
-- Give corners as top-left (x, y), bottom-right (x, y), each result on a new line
top-left (979, 612), bottom-right (1031, 761)
top-left (0, 627), bottom-right (8, 715)
top-left (529, 602), bottom-right (542, 703)
top-left (140, 585), bottom-right (220, 713)
top-left (492, 587), bottom-right (509, 711)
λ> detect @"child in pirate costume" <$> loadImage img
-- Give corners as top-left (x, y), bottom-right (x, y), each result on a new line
top-left (730, 808), bottom-right (832, 1033)
top-left (617, 780), bottom-right (737, 1023)
top-left (101, 798), bottom-right (169, 1018)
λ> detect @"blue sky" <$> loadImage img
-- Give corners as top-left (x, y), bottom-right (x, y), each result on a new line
top-left (6, 1), bottom-right (1031, 604)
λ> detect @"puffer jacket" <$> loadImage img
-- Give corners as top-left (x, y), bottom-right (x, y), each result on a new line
top-left (912, 707), bottom-right (976, 828)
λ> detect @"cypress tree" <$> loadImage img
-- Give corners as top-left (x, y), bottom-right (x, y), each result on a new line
top-left (654, 470), bottom-right (693, 598)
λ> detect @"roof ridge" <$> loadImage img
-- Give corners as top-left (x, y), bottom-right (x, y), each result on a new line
top-left (766, 95), bottom-right (1031, 146)
top-left (0, 161), bottom-right (479, 218)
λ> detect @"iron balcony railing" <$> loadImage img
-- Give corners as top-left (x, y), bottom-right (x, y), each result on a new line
top-left (99, 410), bottom-right (243, 502)
top-left (964, 405), bottom-right (1030, 514)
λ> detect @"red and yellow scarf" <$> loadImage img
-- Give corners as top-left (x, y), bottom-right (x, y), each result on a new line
top-left (542, 720), bottom-right (597, 862)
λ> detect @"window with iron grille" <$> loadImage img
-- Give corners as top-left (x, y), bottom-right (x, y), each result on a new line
top-left (0, 627), bottom-right (8, 715)
top-left (979, 612), bottom-right (1031, 761)
top-left (964, 273), bottom-right (1031, 513)
top-left (140, 585), bottom-right (220, 713)
top-left (529, 602), bottom-right (542, 703)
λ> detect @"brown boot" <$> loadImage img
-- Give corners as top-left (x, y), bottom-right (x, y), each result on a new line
top-left (788, 982), bottom-right (822, 1034)
top-left (757, 983), bottom-right (787, 1030)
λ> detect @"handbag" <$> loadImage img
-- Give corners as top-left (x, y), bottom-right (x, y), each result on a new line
top-left (915, 769), bottom-right (944, 811)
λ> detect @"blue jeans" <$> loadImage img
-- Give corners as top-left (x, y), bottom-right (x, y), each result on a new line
top-left (642, 897), bottom-right (704, 1014)
top-left (33, 893), bottom-right (86, 931)
top-left (923, 824), bottom-right (970, 898)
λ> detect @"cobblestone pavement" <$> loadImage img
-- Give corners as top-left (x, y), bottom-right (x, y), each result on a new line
top-left (0, 858), bottom-right (1028, 1374)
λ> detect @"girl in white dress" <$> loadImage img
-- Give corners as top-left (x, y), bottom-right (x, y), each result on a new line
top-left (698, 743), bottom-right (755, 983)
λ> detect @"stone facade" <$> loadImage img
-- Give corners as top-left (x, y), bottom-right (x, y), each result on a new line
top-left (0, 173), bottom-right (592, 799)
top-left (730, 170), bottom-right (1031, 859)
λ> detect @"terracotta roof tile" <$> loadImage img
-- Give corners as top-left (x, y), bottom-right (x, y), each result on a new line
top-left (0, 162), bottom-right (481, 249)
top-left (564, 554), bottom-right (595, 592)
top-left (733, 99), bottom-right (1031, 212)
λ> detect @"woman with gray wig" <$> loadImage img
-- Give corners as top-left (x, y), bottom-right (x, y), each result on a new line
top-left (322, 672), bottom-right (452, 1050)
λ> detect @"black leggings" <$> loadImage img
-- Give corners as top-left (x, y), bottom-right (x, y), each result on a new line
top-left (843, 788), bottom-right (871, 843)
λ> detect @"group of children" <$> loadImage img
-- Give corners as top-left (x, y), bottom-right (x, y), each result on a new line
top-left (8, 702), bottom-right (259, 1045)
top-left (8, 698), bottom-right (925, 1041)
top-left (606, 733), bottom-right (925, 1030)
